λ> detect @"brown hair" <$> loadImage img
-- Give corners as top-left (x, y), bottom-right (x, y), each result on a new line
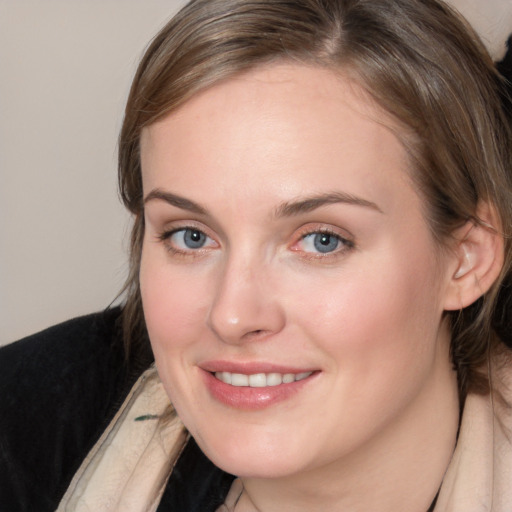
top-left (118, 0), bottom-right (512, 396)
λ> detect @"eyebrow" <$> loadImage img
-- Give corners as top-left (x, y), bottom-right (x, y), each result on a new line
top-left (144, 189), bottom-right (207, 215)
top-left (274, 191), bottom-right (382, 217)
top-left (143, 188), bottom-right (382, 217)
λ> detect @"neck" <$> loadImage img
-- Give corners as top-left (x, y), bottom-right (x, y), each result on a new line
top-left (236, 339), bottom-right (459, 512)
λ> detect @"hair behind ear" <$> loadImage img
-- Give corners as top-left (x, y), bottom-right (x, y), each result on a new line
top-left (492, 271), bottom-right (512, 349)
top-left (445, 203), bottom-right (508, 396)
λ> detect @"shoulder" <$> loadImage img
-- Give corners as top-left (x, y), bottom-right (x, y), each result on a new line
top-left (1, 307), bottom-right (122, 369)
top-left (0, 309), bottom-right (129, 424)
top-left (0, 308), bottom-right (143, 511)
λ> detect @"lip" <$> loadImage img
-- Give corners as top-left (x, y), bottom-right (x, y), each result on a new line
top-left (199, 361), bottom-right (319, 410)
top-left (200, 360), bottom-right (316, 375)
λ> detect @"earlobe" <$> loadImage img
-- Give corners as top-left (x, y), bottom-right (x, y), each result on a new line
top-left (444, 204), bottom-right (504, 311)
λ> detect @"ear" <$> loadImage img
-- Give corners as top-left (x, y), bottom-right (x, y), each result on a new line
top-left (443, 203), bottom-right (504, 311)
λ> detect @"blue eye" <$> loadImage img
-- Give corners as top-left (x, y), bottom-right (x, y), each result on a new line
top-left (166, 228), bottom-right (215, 251)
top-left (183, 229), bottom-right (206, 248)
top-left (300, 232), bottom-right (347, 254)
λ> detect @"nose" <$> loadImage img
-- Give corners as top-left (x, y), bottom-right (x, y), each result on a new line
top-left (207, 255), bottom-right (286, 344)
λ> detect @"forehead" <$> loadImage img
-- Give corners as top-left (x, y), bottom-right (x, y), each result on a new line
top-left (140, 63), bottom-right (418, 216)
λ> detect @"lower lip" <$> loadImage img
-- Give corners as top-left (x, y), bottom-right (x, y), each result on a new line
top-left (201, 370), bottom-right (317, 410)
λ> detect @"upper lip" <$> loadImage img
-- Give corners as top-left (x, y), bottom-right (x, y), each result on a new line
top-left (199, 360), bottom-right (317, 374)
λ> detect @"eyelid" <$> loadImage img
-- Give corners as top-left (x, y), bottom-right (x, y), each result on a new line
top-left (289, 224), bottom-right (355, 257)
top-left (156, 222), bottom-right (220, 256)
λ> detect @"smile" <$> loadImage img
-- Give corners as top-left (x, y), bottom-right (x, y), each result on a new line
top-left (202, 367), bottom-right (318, 409)
top-left (214, 371), bottom-right (313, 387)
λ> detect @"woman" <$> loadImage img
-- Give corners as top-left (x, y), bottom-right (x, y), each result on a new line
top-left (1, 0), bottom-right (511, 510)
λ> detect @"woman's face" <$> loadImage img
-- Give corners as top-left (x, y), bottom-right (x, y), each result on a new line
top-left (140, 63), bottom-right (458, 479)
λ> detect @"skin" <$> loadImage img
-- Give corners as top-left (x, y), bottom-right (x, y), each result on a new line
top-left (139, 63), bottom-right (460, 511)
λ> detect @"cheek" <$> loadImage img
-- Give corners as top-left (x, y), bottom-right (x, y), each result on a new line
top-left (139, 246), bottom-right (215, 424)
top-left (292, 246), bottom-right (444, 377)
top-left (289, 253), bottom-right (446, 445)
top-left (139, 247), bottom-right (211, 360)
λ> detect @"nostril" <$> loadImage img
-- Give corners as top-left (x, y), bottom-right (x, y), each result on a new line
top-left (242, 329), bottom-right (271, 342)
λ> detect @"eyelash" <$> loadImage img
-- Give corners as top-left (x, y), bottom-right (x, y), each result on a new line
top-left (156, 226), bottom-right (217, 257)
top-left (291, 227), bottom-right (355, 259)
top-left (156, 225), bottom-right (355, 259)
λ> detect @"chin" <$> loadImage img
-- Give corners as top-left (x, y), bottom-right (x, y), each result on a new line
top-left (207, 449), bottom-right (306, 479)
top-left (192, 425), bottom-right (312, 479)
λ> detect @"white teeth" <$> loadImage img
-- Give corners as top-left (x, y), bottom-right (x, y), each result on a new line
top-left (220, 371), bottom-right (231, 385)
top-left (248, 373), bottom-right (267, 387)
top-left (266, 373), bottom-right (282, 386)
top-left (214, 371), bottom-right (313, 387)
top-left (231, 373), bottom-right (249, 386)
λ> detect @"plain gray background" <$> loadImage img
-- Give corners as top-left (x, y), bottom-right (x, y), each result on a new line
top-left (0, 1), bottom-right (186, 344)
top-left (1, 0), bottom-right (510, 345)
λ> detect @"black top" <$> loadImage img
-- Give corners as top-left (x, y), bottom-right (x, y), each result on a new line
top-left (0, 309), bottom-right (234, 512)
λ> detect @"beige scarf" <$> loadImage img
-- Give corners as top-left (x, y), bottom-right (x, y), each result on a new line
top-left (57, 367), bottom-right (188, 512)
top-left (58, 366), bottom-right (512, 512)
top-left (435, 372), bottom-right (512, 511)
